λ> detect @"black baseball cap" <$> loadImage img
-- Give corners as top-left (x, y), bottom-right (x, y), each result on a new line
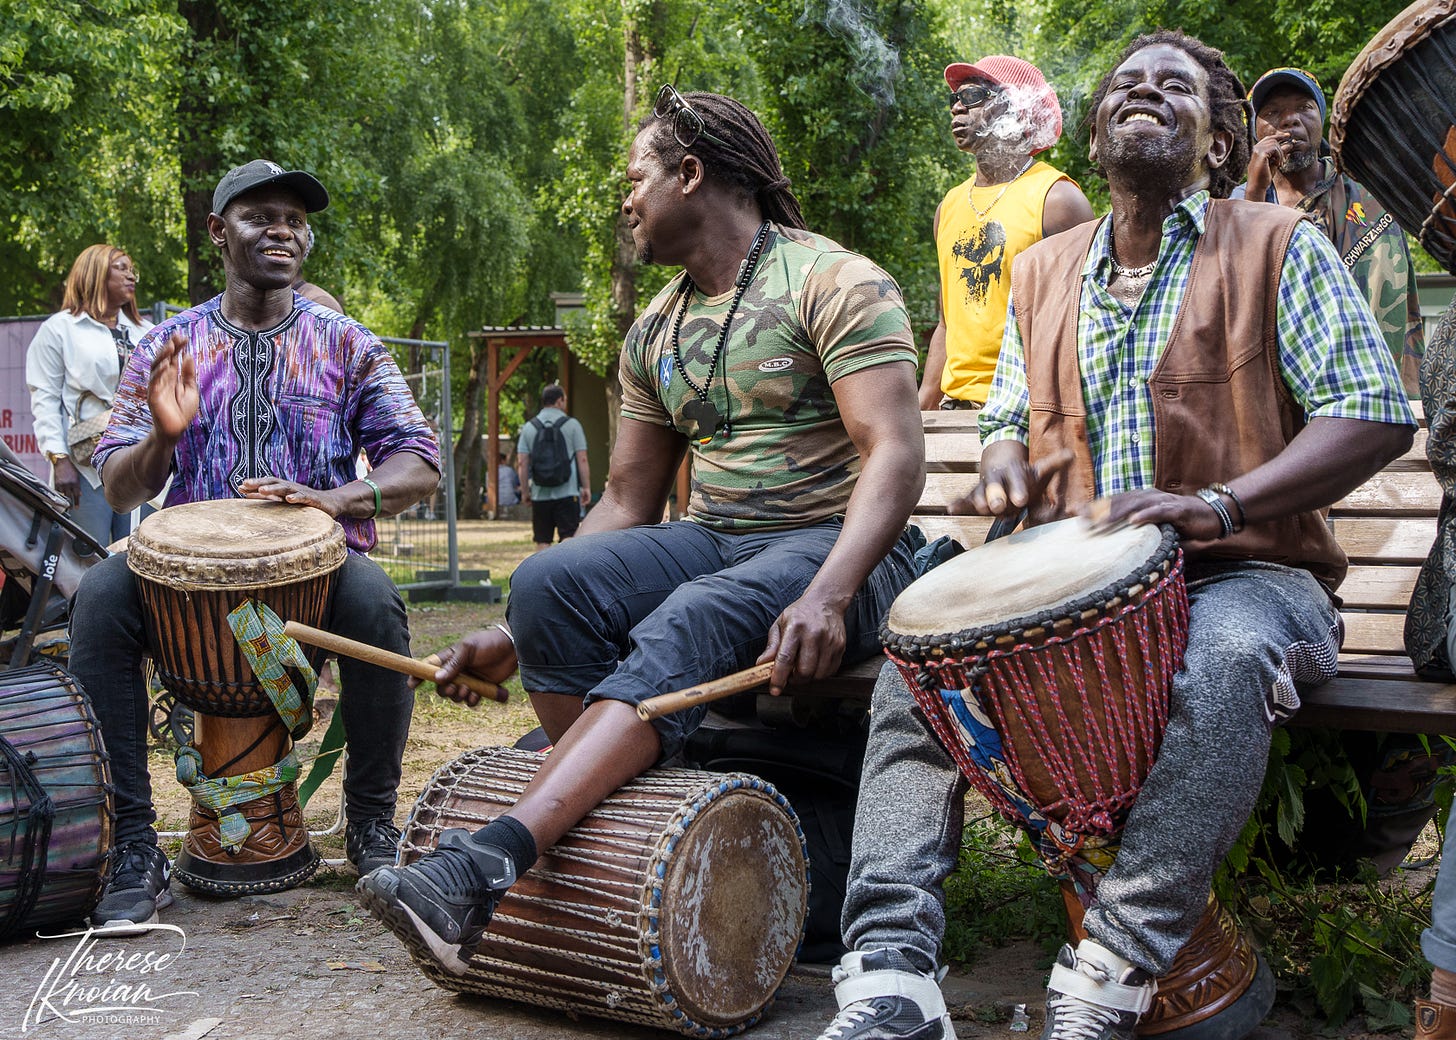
top-left (212, 159), bottom-right (330, 216)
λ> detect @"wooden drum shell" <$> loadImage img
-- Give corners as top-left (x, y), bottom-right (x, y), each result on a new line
top-left (399, 746), bottom-right (808, 1038)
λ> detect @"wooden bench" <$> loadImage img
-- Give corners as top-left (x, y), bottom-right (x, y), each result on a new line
top-left (782, 408), bottom-right (1456, 736)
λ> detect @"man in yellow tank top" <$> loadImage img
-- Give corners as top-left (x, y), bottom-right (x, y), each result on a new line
top-left (920, 55), bottom-right (1094, 409)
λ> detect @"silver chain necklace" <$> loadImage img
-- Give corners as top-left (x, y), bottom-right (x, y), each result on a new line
top-left (967, 155), bottom-right (1037, 220)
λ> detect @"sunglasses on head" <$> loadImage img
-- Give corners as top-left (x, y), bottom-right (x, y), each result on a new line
top-left (654, 84), bottom-right (730, 150)
top-left (948, 83), bottom-right (998, 110)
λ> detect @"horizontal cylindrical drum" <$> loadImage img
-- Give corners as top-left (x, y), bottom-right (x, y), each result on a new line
top-left (399, 746), bottom-right (808, 1038)
top-left (0, 663), bottom-right (112, 939)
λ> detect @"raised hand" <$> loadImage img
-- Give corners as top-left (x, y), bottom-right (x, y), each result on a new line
top-left (147, 331), bottom-right (199, 441)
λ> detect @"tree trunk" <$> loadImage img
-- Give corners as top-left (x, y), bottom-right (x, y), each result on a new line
top-left (607, 6), bottom-right (656, 455)
top-left (455, 338), bottom-right (487, 520)
top-left (178, 0), bottom-right (228, 304)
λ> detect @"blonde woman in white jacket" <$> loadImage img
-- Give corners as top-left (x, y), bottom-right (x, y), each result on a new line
top-left (26, 244), bottom-right (151, 545)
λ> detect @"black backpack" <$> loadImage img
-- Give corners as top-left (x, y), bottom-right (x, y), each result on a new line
top-left (528, 415), bottom-right (573, 486)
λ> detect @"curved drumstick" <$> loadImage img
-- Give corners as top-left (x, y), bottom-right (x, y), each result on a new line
top-left (282, 620), bottom-right (508, 704)
top-left (635, 662), bottom-right (777, 721)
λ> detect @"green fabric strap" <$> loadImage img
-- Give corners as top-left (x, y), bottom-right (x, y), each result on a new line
top-left (297, 701), bottom-right (346, 809)
top-left (225, 599), bottom-right (316, 741)
top-left (175, 747), bottom-right (300, 852)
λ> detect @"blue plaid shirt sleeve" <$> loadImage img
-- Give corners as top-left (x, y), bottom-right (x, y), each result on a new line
top-left (979, 297), bottom-right (1031, 446)
top-left (1276, 221), bottom-right (1416, 426)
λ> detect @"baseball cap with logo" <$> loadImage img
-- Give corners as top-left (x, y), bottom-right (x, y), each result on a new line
top-left (944, 55), bottom-right (1063, 152)
top-left (1249, 67), bottom-right (1327, 125)
top-left (212, 159), bottom-right (330, 216)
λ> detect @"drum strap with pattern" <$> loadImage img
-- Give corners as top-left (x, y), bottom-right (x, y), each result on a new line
top-left (170, 600), bottom-right (319, 852)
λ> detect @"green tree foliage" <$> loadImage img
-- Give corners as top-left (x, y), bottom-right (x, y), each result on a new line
top-left (0, 0), bottom-right (183, 312)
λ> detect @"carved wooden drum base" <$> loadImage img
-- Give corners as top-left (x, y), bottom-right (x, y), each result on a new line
top-left (172, 713), bottom-right (320, 896)
top-left (1063, 887), bottom-right (1274, 1040)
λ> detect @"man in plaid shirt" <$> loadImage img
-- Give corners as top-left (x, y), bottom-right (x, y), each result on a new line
top-left (818, 30), bottom-right (1414, 1040)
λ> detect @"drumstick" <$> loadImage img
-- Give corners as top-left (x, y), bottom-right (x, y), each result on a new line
top-left (281, 621), bottom-right (508, 704)
top-left (635, 662), bottom-right (777, 721)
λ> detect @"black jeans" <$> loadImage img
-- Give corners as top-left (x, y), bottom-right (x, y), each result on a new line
top-left (69, 551), bottom-right (414, 847)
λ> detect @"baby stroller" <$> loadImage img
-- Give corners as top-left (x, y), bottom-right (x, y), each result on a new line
top-left (0, 441), bottom-right (106, 669)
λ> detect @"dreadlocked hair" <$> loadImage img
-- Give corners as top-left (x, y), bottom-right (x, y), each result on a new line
top-left (1086, 29), bottom-right (1253, 200)
top-left (642, 92), bottom-right (808, 230)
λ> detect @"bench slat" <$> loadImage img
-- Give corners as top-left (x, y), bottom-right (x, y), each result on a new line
top-left (1332, 471), bottom-right (1441, 516)
top-left (1335, 612), bottom-right (1406, 656)
top-left (1330, 517), bottom-right (1436, 565)
top-left (1339, 566), bottom-right (1421, 609)
top-left (1292, 676), bottom-right (1456, 734)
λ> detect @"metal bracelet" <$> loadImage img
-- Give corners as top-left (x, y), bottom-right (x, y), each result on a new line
top-left (493, 622), bottom-right (516, 649)
top-left (1195, 487), bottom-right (1236, 539)
top-left (1208, 481), bottom-right (1246, 531)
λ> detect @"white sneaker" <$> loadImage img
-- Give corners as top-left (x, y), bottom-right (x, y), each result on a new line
top-left (1041, 939), bottom-right (1156, 1040)
top-left (817, 947), bottom-right (957, 1040)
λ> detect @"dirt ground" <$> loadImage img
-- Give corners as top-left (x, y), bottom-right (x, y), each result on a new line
top-left (0, 521), bottom-right (1422, 1039)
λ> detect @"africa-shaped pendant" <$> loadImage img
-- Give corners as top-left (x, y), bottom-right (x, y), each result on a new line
top-left (683, 398), bottom-right (724, 444)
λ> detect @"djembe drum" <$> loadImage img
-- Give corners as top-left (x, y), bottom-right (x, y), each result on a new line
top-left (128, 499), bottom-right (346, 896)
top-left (0, 663), bottom-right (112, 938)
top-left (882, 519), bottom-right (1273, 1038)
top-left (1330, 0), bottom-right (1456, 274)
top-left (397, 746), bottom-right (808, 1038)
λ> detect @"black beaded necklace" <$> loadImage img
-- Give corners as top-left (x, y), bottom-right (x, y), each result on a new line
top-left (670, 220), bottom-right (772, 444)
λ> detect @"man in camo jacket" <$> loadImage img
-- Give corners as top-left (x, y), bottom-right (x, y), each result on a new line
top-left (1234, 66), bottom-right (1424, 393)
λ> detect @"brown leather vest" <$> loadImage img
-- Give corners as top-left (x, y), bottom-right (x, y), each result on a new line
top-left (1011, 198), bottom-right (1347, 590)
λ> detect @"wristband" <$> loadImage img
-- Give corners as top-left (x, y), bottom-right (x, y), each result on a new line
top-left (1208, 482), bottom-right (1246, 531)
top-left (361, 477), bottom-right (382, 519)
top-left (1195, 487), bottom-right (1236, 539)
top-left (493, 623), bottom-right (516, 649)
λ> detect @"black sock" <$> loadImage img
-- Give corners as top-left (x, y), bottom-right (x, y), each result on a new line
top-left (469, 815), bottom-right (538, 878)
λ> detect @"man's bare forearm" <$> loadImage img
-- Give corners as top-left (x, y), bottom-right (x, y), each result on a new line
top-left (102, 433), bottom-right (179, 512)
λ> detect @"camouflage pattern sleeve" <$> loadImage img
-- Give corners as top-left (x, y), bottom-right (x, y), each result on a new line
top-left (618, 278), bottom-right (686, 427)
top-left (797, 253), bottom-right (917, 381)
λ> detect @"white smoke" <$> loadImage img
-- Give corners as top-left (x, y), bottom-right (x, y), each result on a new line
top-left (803, 0), bottom-right (902, 108)
top-left (970, 82), bottom-right (1063, 153)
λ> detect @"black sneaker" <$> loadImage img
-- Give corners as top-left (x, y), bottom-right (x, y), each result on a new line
top-left (91, 841), bottom-right (175, 935)
top-left (346, 817), bottom-right (402, 875)
top-left (357, 828), bottom-right (516, 975)
top-left (1041, 940), bottom-right (1155, 1040)
top-left (817, 948), bottom-right (957, 1040)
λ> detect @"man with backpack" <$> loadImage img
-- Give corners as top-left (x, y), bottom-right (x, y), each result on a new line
top-left (516, 384), bottom-right (590, 551)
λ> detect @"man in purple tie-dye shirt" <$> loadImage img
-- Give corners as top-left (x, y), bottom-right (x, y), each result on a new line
top-left (70, 159), bottom-right (442, 931)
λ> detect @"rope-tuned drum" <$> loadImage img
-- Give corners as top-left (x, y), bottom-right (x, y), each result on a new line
top-left (0, 663), bottom-right (112, 939)
top-left (1330, 0), bottom-right (1456, 274)
top-left (883, 519), bottom-right (1272, 1037)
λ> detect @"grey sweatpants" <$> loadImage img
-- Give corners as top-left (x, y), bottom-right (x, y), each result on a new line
top-left (841, 560), bottom-right (1341, 977)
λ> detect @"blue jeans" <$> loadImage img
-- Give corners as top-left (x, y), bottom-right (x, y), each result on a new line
top-left (69, 551), bottom-right (415, 847)
top-left (1424, 589), bottom-right (1456, 972)
top-left (506, 518), bottom-right (918, 760)
top-left (70, 476), bottom-right (133, 547)
top-left (842, 560), bottom-right (1341, 976)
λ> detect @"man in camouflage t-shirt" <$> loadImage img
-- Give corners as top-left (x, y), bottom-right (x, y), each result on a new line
top-left (621, 223), bottom-right (915, 529)
top-left (361, 90), bottom-right (926, 977)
